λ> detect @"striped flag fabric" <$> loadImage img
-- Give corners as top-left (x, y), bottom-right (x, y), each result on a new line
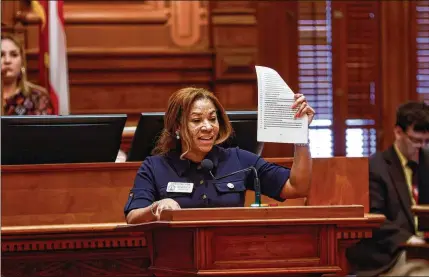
top-left (31, 0), bottom-right (70, 115)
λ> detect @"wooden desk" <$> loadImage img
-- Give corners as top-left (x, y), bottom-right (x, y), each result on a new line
top-left (1, 162), bottom-right (141, 225)
top-left (1, 157), bottom-right (369, 226)
top-left (2, 207), bottom-right (384, 277)
top-left (1, 157), bottom-right (371, 276)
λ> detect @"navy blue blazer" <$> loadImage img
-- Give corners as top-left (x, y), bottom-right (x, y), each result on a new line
top-left (124, 146), bottom-right (291, 215)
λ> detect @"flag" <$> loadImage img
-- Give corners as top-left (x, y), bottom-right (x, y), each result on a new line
top-left (32, 0), bottom-right (70, 115)
top-left (31, 0), bottom-right (49, 98)
top-left (49, 1), bottom-right (69, 115)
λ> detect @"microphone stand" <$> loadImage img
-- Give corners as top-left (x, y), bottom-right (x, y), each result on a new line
top-left (204, 163), bottom-right (263, 207)
top-left (250, 170), bottom-right (261, 207)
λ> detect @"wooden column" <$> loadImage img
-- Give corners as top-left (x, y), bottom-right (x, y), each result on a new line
top-left (1, 0), bottom-right (21, 27)
top-left (256, 1), bottom-right (299, 157)
top-left (208, 1), bottom-right (258, 110)
top-left (1, 0), bottom-right (28, 48)
top-left (380, 1), bottom-right (416, 151)
top-left (256, 1), bottom-right (299, 93)
top-left (331, 1), bottom-right (348, 157)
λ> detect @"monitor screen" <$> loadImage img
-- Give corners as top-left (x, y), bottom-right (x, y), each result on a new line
top-left (126, 111), bottom-right (263, 162)
top-left (1, 114), bottom-right (127, 165)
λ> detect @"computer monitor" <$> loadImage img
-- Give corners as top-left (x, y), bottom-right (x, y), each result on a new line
top-left (126, 112), bottom-right (165, 162)
top-left (1, 114), bottom-right (127, 165)
top-left (126, 111), bottom-right (263, 161)
top-left (224, 111), bottom-right (264, 155)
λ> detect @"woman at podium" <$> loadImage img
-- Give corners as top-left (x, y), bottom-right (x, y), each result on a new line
top-left (124, 87), bottom-right (315, 223)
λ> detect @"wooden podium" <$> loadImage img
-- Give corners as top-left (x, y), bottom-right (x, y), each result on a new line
top-left (123, 205), bottom-right (383, 276)
top-left (2, 205), bottom-right (383, 277)
top-left (1, 158), bottom-right (376, 276)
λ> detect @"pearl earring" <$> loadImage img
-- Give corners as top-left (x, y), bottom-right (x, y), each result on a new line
top-left (175, 131), bottom-right (180, 140)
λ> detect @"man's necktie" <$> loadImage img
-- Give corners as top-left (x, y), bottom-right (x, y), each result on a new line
top-left (407, 160), bottom-right (419, 204)
top-left (407, 160), bottom-right (426, 238)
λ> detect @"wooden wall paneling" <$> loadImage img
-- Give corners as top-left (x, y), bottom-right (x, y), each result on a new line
top-left (256, 1), bottom-right (299, 158)
top-left (16, 1), bottom-right (170, 31)
top-left (14, 0), bottom-right (212, 126)
top-left (306, 157), bottom-right (369, 212)
top-left (256, 1), bottom-right (299, 94)
top-left (342, 2), bottom-right (381, 121)
top-left (25, 49), bottom-right (213, 125)
top-left (1, 157), bottom-right (368, 227)
top-left (16, 1), bottom-right (169, 49)
top-left (380, 1), bottom-right (416, 151)
top-left (331, 1), bottom-right (381, 156)
top-left (1, 0), bottom-right (28, 46)
top-left (209, 0), bottom-right (294, 158)
top-left (1, 0), bottom-right (20, 27)
top-left (245, 157), bottom-right (369, 212)
top-left (345, 2), bottom-right (381, 157)
top-left (409, 1), bottom-right (418, 104)
top-left (209, 0), bottom-right (258, 110)
top-left (331, 1), bottom-right (350, 157)
top-left (15, 0), bottom-right (210, 58)
top-left (1, 162), bottom-right (140, 226)
top-left (168, 1), bottom-right (209, 48)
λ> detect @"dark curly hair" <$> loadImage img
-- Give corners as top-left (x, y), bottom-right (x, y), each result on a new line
top-left (396, 101), bottom-right (429, 133)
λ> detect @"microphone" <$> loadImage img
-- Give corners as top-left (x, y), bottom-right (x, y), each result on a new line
top-left (201, 159), bottom-right (215, 179)
top-left (200, 159), bottom-right (262, 207)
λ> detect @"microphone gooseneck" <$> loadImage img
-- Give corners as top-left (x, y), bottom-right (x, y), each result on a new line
top-left (249, 167), bottom-right (261, 207)
top-left (200, 159), bottom-right (262, 207)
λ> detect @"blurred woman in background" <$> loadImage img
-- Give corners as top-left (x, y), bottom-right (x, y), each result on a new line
top-left (1, 34), bottom-right (53, 115)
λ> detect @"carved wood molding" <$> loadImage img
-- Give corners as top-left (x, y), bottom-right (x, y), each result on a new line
top-left (2, 237), bottom-right (146, 253)
top-left (215, 49), bottom-right (257, 80)
top-left (210, 5), bottom-right (257, 26)
top-left (3, 253), bottom-right (151, 277)
top-left (25, 48), bottom-right (213, 69)
top-left (2, 231), bottom-right (147, 253)
top-left (2, 228), bottom-right (147, 276)
top-left (24, 48), bottom-right (214, 86)
top-left (23, 48), bottom-right (215, 115)
top-left (335, 214), bottom-right (384, 240)
top-left (336, 230), bottom-right (372, 240)
top-left (209, 2), bottom-right (257, 85)
top-left (15, 1), bottom-right (168, 25)
top-left (212, 15), bottom-right (256, 25)
top-left (169, 1), bottom-right (208, 47)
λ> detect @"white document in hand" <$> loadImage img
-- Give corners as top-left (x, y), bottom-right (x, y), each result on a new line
top-left (255, 65), bottom-right (308, 144)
